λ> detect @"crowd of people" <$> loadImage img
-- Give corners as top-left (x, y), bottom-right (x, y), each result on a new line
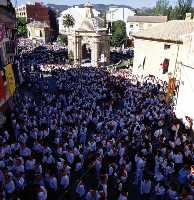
top-left (0, 41), bottom-right (193, 200)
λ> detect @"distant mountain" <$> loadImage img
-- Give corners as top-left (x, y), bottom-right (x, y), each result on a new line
top-left (47, 4), bottom-right (70, 13)
top-left (47, 3), bottom-right (135, 14)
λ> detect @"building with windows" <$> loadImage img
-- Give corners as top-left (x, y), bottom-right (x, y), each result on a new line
top-left (126, 15), bottom-right (167, 37)
top-left (106, 6), bottom-right (135, 24)
top-left (58, 5), bottom-right (100, 35)
top-left (133, 19), bottom-right (194, 81)
top-left (16, 2), bottom-right (50, 24)
top-left (133, 18), bottom-right (194, 127)
top-left (27, 21), bottom-right (52, 43)
top-left (0, 0), bottom-right (17, 107)
top-left (0, 0), bottom-right (16, 67)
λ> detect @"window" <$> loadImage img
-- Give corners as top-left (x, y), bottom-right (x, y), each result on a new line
top-left (162, 58), bottom-right (170, 74)
top-left (164, 44), bottom-right (171, 50)
top-left (130, 24), bottom-right (133, 28)
top-left (139, 22), bottom-right (143, 30)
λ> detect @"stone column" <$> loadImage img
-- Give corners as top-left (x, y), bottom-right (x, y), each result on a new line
top-left (104, 36), bottom-right (110, 65)
top-left (75, 36), bottom-right (82, 65)
top-left (91, 37), bottom-right (100, 67)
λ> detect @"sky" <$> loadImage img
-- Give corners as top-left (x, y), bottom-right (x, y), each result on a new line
top-left (12, 0), bottom-right (178, 8)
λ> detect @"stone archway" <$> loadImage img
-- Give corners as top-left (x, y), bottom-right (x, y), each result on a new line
top-left (68, 2), bottom-right (110, 67)
top-left (82, 43), bottom-right (91, 60)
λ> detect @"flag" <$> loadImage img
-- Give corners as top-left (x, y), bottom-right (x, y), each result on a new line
top-left (0, 71), bottom-right (5, 100)
top-left (5, 64), bottom-right (16, 96)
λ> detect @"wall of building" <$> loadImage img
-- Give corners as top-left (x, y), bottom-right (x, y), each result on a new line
top-left (133, 38), bottom-right (182, 81)
top-left (27, 26), bottom-right (50, 43)
top-left (0, 1), bottom-right (17, 107)
top-left (16, 5), bottom-right (27, 18)
top-left (16, 3), bottom-right (49, 23)
top-left (133, 35), bottom-right (194, 127)
top-left (106, 7), bottom-right (135, 23)
top-left (126, 22), bottom-right (162, 37)
top-left (175, 34), bottom-right (194, 126)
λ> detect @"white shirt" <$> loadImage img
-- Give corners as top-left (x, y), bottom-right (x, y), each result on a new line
top-left (38, 186), bottom-right (47, 200)
top-left (118, 194), bottom-right (128, 200)
top-left (76, 183), bottom-right (85, 197)
top-left (5, 180), bottom-right (15, 194)
top-left (25, 159), bottom-right (36, 170)
top-left (49, 177), bottom-right (57, 190)
top-left (60, 175), bottom-right (69, 189)
top-left (20, 147), bottom-right (31, 157)
top-left (173, 153), bottom-right (183, 164)
top-left (141, 180), bottom-right (151, 194)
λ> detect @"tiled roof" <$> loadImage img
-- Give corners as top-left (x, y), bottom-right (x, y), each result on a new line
top-left (127, 15), bottom-right (167, 23)
top-left (133, 20), bottom-right (194, 43)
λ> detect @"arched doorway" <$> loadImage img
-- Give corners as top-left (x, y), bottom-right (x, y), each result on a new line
top-left (82, 43), bottom-right (91, 61)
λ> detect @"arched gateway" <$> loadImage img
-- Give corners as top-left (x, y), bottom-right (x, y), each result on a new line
top-left (68, 2), bottom-right (111, 66)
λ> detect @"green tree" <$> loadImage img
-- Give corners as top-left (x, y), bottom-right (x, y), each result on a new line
top-left (17, 17), bottom-right (27, 37)
top-left (136, 8), bottom-right (155, 16)
top-left (58, 34), bottom-right (68, 45)
top-left (63, 14), bottom-right (75, 32)
top-left (154, 0), bottom-right (171, 16)
top-left (111, 20), bottom-right (127, 47)
top-left (68, 50), bottom-right (74, 61)
top-left (172, 0), bottom-right (193, 19)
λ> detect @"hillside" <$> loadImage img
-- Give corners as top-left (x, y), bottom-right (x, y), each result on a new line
top-left (47, 3), bottom-right (135, 13)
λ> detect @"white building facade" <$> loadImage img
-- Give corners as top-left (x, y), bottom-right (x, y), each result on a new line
top-left (106, 6), bottom-right (135, 24)
top-left (133, 19), bottom-right (194, 128)
top-left (58, 6), bottom-right (100, 35)
top-left (175, 34), bottom-right (194, 126)
top-left (126, 16), bottom-right (167, 37)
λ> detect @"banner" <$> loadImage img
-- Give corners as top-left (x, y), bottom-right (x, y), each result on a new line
top-left (0, 71), bottom-right (5, 100)
top-left (5, 64), bottom-right (16, 96)
top-left (166, 77), bottom-right (176, 103)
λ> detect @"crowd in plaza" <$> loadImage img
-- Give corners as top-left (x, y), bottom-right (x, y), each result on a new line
top-left (0, 41), bottom-right (193, 200)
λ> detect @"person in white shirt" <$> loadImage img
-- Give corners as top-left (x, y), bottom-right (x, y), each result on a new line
top-left (76, 180), bottom-right (85, 198)
top-left (37, 185), bottom-right (47, 200)
top-left (85, 189), bottom-right (100, 200)
top-left (155, 182), bottom-right (166, 200)
top-left (60, 172), bottom-right (69, 190)
top-left (118, 191), bottom-right (128, 200)
top-left (45, 173), bottom-right (57, 199)
top-left (5, 173), bottom-right (16, 198)
top-left (140, 176), bottom-right (151, 200)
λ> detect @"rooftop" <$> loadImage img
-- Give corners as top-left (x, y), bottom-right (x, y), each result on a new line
top-left (27, 21), bottom-right (50, 28)
top-left (133, 20), bottom-right (194, 43)
top-left (127, 15), bottom-right (167, 23)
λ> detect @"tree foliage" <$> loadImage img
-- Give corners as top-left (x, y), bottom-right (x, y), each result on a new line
top-left (111, 20), bottom-right (127, 47)
top-left (171, 0), bottom-right (193, 19)
top-left (137, 0), bottom-right (193, 20)
top-left (154, 0), bottom-right (171, 16)
top-left (17, 17), bottom-right (27, 37)
top-left (63, 14), bottom-right (75, 31)
top-left (58, 34), bottom-right (68, 45)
